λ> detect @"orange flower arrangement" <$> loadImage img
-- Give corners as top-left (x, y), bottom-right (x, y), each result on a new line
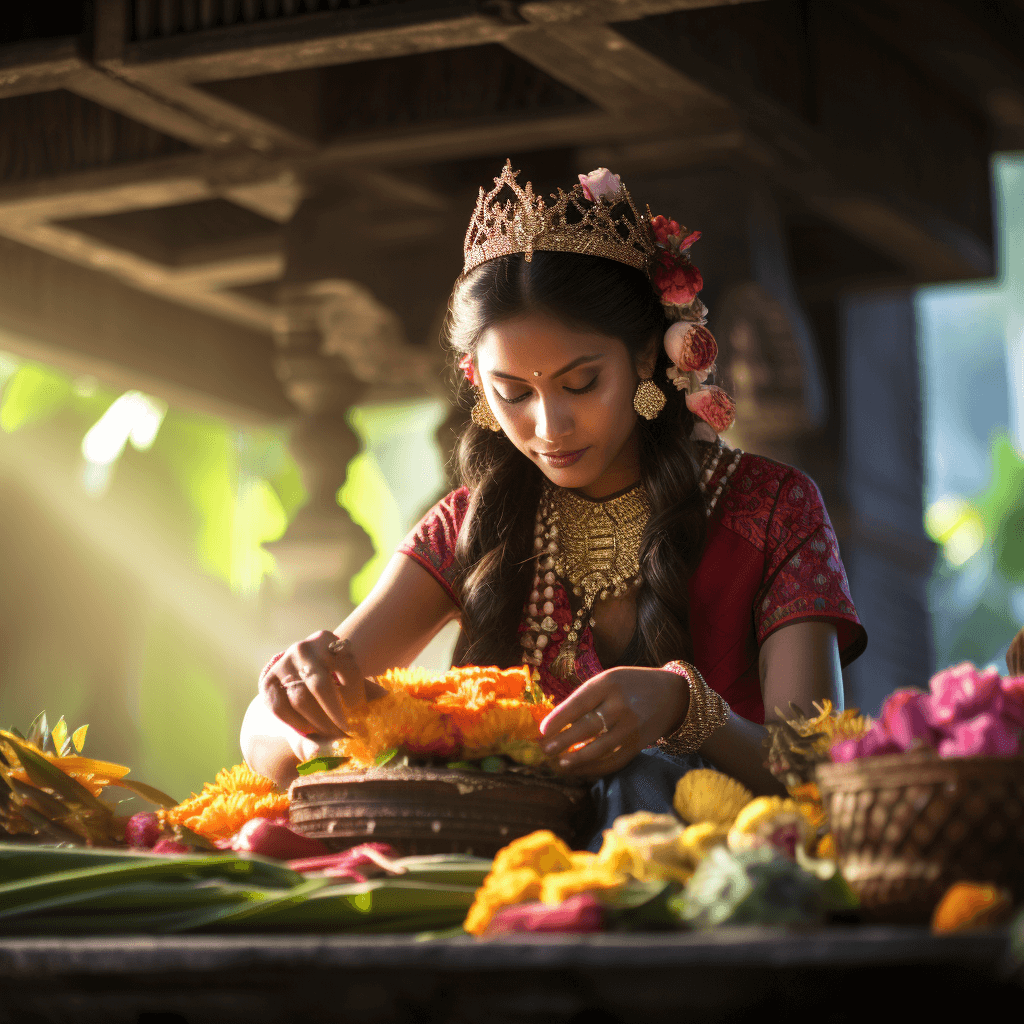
top-left (332, 665), bottom-right (554, 770)
top-left (158, 764), bottom-right (288, 841)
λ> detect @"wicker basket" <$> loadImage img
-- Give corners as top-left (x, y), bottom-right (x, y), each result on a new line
top-left (289, 767), bottom-right (589, 856)
top-left (816, 750), bottom-right (1024, 922)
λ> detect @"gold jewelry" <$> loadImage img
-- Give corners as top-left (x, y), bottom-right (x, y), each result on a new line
top-left (528, 482), bottom-right (650, 680)
top-left (633, 377), bottom-right (666, 420)
top-left (471, 391), bottom-right (502, 432)
top-left (656, 661), bottom-right (730, 755)
top-left (463, 161), bottom-right (656, 277)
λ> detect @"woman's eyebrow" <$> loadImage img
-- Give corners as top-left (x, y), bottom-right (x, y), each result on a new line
top-left (489, 354), bottom-right (603, 382)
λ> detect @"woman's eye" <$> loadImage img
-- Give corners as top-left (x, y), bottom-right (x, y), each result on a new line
top-left (495, 390), bottom-right (529, 405)
top-left (565, 376), bottom-right (599, 395)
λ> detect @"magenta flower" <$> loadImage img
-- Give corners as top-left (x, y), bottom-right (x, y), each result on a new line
top-left (879, 688), bottom-right (939, 751)
top-left (830, 738), bottom-right (861, 763)
top-left (1000, 676), bottom-right (1024, 728)
top-left (485, 893), bottom-right (604, 935)
top-left (937, 713), bottom-right (1021, 758)
top-left (928, 662), bottom-right (1003, 726)
top-left (856, 724), bottom-right (902, 758)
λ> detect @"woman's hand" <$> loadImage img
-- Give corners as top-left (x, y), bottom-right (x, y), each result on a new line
top-left (538, 666), bottom-right (690, 778)
top-left (258, 631), bottom-right (374, 753)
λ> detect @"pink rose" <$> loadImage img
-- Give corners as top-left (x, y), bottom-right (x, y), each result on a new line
top-left (879, 688), bottom-right (939, 751)
top-left (856, 724), bottom-right (902, 758)
top-left (485, 893), bottom-right (604, 935)
top-left (685, 386), bottom-right (736, 433)
top-left (578, 168), bottom-right (621, 203)
top-left (653, 255), bottom-right (703, 305)
top-left (937, 713), bottom-right (1021, 758)
top-left (830, 738), bottom-right (861, 763)
top-left (458, 353), bottom-right (476, 388)
top-left (663, 322), bottom-right (717, 374)
top-left (928, 662), bottom-right (1003, 726)
top-left (651, 215), bottom-right (681, 246)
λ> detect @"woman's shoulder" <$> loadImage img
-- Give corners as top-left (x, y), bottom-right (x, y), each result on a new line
top-left (711, 448), bottom-right (829, 553)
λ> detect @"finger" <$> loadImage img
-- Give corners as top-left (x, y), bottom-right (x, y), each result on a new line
top-left (542, 707), bottom-right (615, 757)
top-left (291, 654), bottom-right (350, 732)
top-left (279, 679), bottom-right (339, 737)
top-left (259, 675), bottom-right (316, 737)
top-left (540, 676), bottom-right (609, 736)
top-left (556, 723), bottom-right (639, 771)
top-left (325, 637), bottom-right (370, 710)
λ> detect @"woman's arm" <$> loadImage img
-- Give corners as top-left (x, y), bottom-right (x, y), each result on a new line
top-left (241, 552), bottom-right (459, 787)
top-left (541, 620), bottom-right (843, 796)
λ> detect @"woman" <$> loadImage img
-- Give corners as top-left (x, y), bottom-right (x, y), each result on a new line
top-left (241, 163), bottom-right (866, 841)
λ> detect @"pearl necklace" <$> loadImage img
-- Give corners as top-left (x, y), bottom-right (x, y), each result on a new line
top-left (520, 443), bottom-right (743, 680)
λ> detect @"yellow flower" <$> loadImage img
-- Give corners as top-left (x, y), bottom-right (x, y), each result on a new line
top-left (0, 730), bottom-right (131, 799)
top-left (816, 833), bottom-right (837, 860)
top-left (673, 769), bottom-right (753, 826)
top-left (677, 822), bottom-right (730, 867)
top-left (797, 701), bottom-right (872, 756)
top-left (492, 830), bottom-right (573, 875)
top-left (605, 812), bottom-right (691, 883)
top-left (727, 796), bottom-right (814, 856)
top-left (159, 763), bottom-right (287, 840)
top-left (931, 882), bottom-right (1013, 934)
top-left (463, 866), bottom-right (544, 935)
top-left (596, 829), bottom-right (642, 876)
top-left (540, 866), bottom-right (626, 905)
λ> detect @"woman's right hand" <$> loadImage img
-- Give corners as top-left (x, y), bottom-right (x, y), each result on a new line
top-left (257, 631), bottom-right (370, 753)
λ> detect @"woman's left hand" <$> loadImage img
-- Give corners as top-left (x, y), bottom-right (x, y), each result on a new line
top-left (538, 666), bottom-right (690, 778)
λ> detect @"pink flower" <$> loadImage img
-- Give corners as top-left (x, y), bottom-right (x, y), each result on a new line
top-left (663, 322), bottom-right (717, 374)
top-left (458, 353), bottom-right (476, 388)
top-left (651, 215), bottom-right (681, 245)
top-left (928, 662), bottom-right (1003, 726)
top-left (578, 168), bottom-right (621, 203)
top-left (830, 738), bottom-right (861, 763)
top-left (856, 724), bottom-right (902, 758)
top-left (485, 893), bottom-right (604, 935)
top-left (685, 386), bottom-right (735, 433)
top-left (879, 688), bottom-right (939, 751)
top-left (678, 229), bottom-right (701, 251)
top-left (937, 713), bottom-right (1021, 758)
top-left (652, 254), bottom-right (703, 305)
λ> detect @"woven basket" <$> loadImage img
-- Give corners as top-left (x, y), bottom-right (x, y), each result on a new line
top-left (289, 767), bottom-right (589, 856)
top-left (816, 750), bottom-right (1024, 922)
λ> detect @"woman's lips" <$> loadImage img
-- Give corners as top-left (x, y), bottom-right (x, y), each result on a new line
top-left (537, 447), bottom-right (589, 468)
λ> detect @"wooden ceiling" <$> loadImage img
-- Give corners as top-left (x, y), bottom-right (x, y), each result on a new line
top-left (0, 0), bottom-right (1022, 419)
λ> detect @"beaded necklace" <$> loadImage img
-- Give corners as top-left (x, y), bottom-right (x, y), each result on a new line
top-left (520, 441), bottom-right (744, 680)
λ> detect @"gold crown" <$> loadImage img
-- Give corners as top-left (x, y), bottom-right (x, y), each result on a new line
top-left (462, 160), bottom-right (657, 277)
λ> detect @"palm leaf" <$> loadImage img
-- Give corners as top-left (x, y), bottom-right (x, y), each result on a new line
top-left (0, 736), bottom-right (110, 815)
top-left (106, 777), bottom-right (178, 808)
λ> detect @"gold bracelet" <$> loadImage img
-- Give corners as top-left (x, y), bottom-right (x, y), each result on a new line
top-left (656, 660), bottom-right (730, 755)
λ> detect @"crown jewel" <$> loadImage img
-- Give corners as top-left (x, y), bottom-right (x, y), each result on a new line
top-left (462, 160), bottom-right (658, 277)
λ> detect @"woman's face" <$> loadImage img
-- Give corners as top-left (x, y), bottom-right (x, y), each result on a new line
top-left (475, 312), bottom-right (652, 498)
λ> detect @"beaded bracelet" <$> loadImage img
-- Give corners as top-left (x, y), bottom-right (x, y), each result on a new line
top-left (656, 660), bottom-right (730, 755)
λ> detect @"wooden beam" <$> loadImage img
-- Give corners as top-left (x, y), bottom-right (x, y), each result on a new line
top-left (0, 233), bottom-right (290, 423)
top-left (0, 37), bottom-right (83, 99)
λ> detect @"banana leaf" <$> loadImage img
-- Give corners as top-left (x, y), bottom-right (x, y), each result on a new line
top-left (390, 854), bottom-right (491, 887)
top-left (0, 842), bottom-right (165, 882)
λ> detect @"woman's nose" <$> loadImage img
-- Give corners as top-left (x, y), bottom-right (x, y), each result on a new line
top-left (534, 397), bottom-right (573, 442)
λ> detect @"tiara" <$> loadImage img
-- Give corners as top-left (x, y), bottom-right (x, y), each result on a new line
top-left (462, 160), bottom-right (658, 277)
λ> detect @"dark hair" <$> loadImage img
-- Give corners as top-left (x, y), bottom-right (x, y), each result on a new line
top-left (447, 251), bottom-right (708, 669)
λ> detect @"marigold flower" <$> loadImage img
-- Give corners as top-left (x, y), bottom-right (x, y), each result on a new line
top-left (492, 830), bottom-right (573, 875)
top-left (931, 881), bottom-right (1013, 933)
top-left (674, 769), bottom-right (753, 826)
top-left (677, 822), bottom-right (730, 867)
top-left (727, 797), bottom-right (814, 860)
top-left (540, 865), bottom-right (625, 905)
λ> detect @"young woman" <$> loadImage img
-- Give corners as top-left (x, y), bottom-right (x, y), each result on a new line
top-left (241, 164), bottom-right (866, 843)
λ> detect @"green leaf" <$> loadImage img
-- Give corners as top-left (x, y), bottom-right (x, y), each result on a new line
top-left (295, 756), bottom-right (348, 776)
top-left (14, 805), bottom-right (85, 844)
top-left (106, 777), bottom-right (179, 808)
top-left (444, 761), bottom-right (475, 771)
top-left (51, 718), bottom-right (69, 757)
top-left (373, 747), bottom-right (398, 768)
top-left (5, 775), bottom-right (72, 820)
top-left (71, 725), bottom-right (88, 754)
top-left (479, 756), bottom-right (504, 773)
top-left (25, 712), bottom-right (48, 750)
top-left (4, 735), bottom-right (110, 816)
top-left (168, 822), bottom-right (217, 851)
top-left (7, 727), bottom-right (25, 741)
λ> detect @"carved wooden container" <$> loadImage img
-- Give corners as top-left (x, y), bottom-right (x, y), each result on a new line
top-left (817, 750), bottom-right (1024, 922)
top-left (289, 767), bottom-right (589, 857)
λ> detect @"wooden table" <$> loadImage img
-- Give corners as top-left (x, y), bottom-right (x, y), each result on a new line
top-left (0, 927), bottom-right (1018, 1023)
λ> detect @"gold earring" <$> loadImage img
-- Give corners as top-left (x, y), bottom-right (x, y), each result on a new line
top-left (633, 377), bottom-right (667, 420)
top-left (471, 390), bottom-right (503, 432)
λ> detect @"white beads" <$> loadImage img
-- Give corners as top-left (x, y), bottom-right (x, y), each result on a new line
top-left (544, 572), bottom-right (556, 585)
top-left (542, 601), bottom-right (554, 615)
top-left (536, 634), bottom-right (548, 648)
top-left (543, 586), bottom-right (554, 599)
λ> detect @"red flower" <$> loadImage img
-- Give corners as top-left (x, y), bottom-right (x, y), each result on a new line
top-left (679, 229), bottom-right (701, 251)
top-left (651, 215), bottom-right (681, 246)
top-left (685, 386), bottom-right (735, 433)
top-left (653, 258), bottom-right (703, 306)
top-left (664, 322), bottom-right (717, 374)
top-left (458, 353), bottom-right (476, 387)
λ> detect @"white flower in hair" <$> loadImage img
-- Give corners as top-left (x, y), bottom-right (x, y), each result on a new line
top-left (578, 168), bottom-right (622, 203)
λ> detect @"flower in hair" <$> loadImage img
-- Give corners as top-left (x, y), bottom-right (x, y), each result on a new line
top-left (458, 353), bottom-right (477, 387)
top-left (686, 386), bottom-right (736, 433)
top-left (664, 322), bottom-right (717, 376)
top-left (578, 168), bottom-right (621, 203)
top-left (651, 216), bottom-right (701, 254)
top-left (653, 254), bottom-right (704, 306)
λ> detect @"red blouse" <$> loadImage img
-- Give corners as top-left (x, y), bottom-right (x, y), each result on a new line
top-left (397, 451), bottom-right (866, 725)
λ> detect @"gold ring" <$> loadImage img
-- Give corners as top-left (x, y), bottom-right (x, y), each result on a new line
top-left (593, 709), bottom-right (609, 737)
top-left (328, 637), bottom-right (349, 655)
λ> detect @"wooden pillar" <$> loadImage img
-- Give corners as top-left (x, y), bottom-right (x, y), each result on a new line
top-left (840, 291), bottom-right (936, 714)
top-left (263, 283), bottom-right (372, 644)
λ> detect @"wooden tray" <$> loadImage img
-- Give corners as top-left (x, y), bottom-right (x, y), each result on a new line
top-left (289, 767), bottom-right (590, 856)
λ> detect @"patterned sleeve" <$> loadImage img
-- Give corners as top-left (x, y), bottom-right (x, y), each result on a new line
top-left (395, 487), bottom-right (470, 608)
top-left (754, 470), bottom-right (867, 665)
